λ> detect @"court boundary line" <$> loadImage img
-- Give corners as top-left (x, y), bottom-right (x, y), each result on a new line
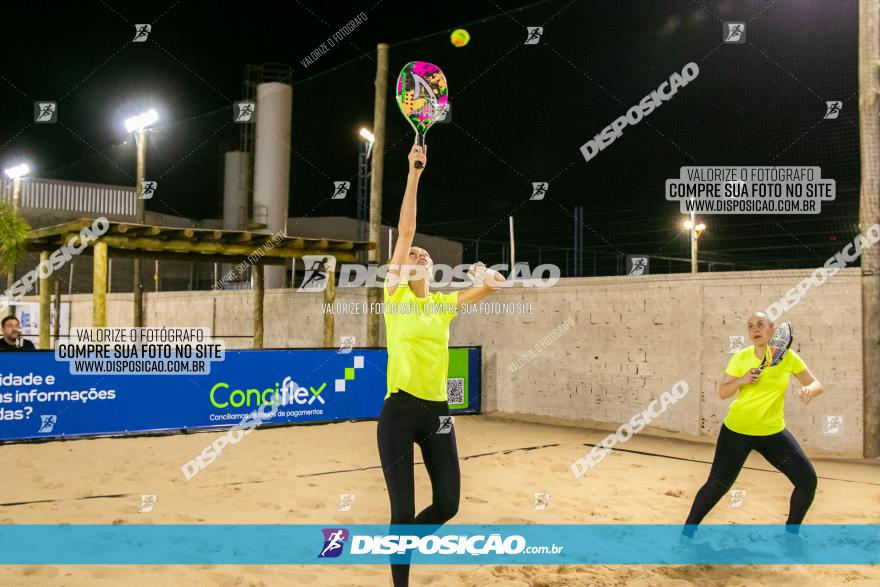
top-left (575, 443), bottom-right (880, 487)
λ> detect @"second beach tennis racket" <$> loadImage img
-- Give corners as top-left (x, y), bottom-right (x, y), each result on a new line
top-left (756, 321), bottom-right (793, 374)
top-left (395, 61), bottom-right (449, 169)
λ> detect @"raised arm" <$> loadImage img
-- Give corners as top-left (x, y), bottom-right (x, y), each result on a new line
top-left (387, 143), bottom-right (427, 297)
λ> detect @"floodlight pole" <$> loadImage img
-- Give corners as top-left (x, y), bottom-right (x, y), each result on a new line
top-left (133, 127), bottom-right (145, 327)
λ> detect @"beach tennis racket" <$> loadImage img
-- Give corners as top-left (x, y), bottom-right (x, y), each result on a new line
top-left (395, 61), bottom-right (449, 169)
top-left (756, 321), bottom-right (793, 373)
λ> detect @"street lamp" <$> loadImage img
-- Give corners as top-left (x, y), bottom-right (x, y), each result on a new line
top-left (356, 128), bottom-right (375, 262)
top-left (684, 219), bottom-right (707, 273)
top-left (123, 108), bottom-right (159, 327)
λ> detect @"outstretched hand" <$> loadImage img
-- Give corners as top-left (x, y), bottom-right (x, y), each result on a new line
top-left (467, 261), bottom-right (486, 284)
top-left (408, 142), bottom-right (427, 174)
top-left (468, 261), bottom-right (506, 287)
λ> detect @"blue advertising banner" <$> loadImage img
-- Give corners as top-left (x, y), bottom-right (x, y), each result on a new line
top-left (0, 524), bottom-right (876, 565)
top-left (0, 347), bottom-right (480, 442)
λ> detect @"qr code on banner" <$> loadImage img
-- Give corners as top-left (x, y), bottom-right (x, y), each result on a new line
top-left (447, 378), bottom-right (464, 406)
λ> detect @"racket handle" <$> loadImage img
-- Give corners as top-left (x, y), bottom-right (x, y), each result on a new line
top-left (415, 132), bottom-right (425, 169)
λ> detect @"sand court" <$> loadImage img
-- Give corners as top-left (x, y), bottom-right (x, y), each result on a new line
top-left (1, 414), bottom-right (877, 586)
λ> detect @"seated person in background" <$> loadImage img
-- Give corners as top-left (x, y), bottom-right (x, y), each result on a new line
top-left (0, 316), bottom-right (36, 351)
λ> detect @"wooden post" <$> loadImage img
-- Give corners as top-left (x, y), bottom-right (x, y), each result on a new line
top-left (132, 259), bottom-right (142, 326)
top-left (253, 263), bottom-right (264, 348)
top-left (860, 0), bottom-right (880, 457)
top-left (38, 251), bottom-right (50, 349)
top-left (53, 279), bottom-right (60, 346)
top-left (367, 43), bottom-right (389, 348)
top-left (323, 257), bottom-right (336, 348)
top-left (93, 241), bottom-right (108, 327)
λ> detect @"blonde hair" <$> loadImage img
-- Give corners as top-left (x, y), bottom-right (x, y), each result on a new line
top-left (747, 311), bottom-right (774, 328)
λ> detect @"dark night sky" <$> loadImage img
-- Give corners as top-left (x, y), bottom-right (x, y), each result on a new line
top-left (0, 0), bottom-right (861, 274)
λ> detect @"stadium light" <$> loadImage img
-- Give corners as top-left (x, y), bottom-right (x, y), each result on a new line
top-left (359, 127), bottom-right (375, 161)
top-left (124, 108), bottom-right (159, 133)
top-left (3, 162), bottom-right (30, 217)
top-left (683, 219), bottom-right (707, 273)
top-left (4, 163), bottom-right (30, 180)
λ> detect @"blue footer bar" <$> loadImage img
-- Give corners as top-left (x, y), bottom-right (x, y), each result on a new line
top-left (0, 524), bottom-right (876, 565)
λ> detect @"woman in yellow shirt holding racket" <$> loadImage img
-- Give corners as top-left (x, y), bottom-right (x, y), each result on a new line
top-left (685, 312), bottom-right (823, 533)
top-left (378, 142), bottom-right (504, 586)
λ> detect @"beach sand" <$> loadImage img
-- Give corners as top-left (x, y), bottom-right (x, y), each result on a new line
top-left (1, 414), bottom-right (878, 586)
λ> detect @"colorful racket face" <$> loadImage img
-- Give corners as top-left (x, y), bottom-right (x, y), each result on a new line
top-left (762, 321), bottom-right (793, 368)
top-left (395, 61), bottom-right (449, 167)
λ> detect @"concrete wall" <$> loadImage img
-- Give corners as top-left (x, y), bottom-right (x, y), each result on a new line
top-left (455, 269), bottom-right (862, 455)
top-left (36, 268), bottom-right (864, 454)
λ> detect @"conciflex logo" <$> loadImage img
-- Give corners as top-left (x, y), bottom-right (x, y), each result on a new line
top-left (209, 376), bottom-right (326, 409)
top-left (208, 356), bottom-right (366, 408)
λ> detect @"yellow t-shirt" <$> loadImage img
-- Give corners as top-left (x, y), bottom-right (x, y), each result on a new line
top-left (383, 276), bottom-right (459, 401)
top-left (723, 346), bottom-right (807, 436)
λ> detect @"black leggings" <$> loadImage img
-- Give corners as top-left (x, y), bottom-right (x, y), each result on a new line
top-left (377, 390), bottom-right (460, 587)
top-left (686, 424), bottom-right (817, 526)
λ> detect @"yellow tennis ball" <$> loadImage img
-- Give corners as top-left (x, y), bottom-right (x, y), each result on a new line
top-left (450, 29), bottom-right (470, 47)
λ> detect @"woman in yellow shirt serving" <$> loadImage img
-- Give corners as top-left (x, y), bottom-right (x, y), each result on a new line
top-left (377, 141), bottom-right (504, 587)
top-left (685, 311), bottom-right (823, 532)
